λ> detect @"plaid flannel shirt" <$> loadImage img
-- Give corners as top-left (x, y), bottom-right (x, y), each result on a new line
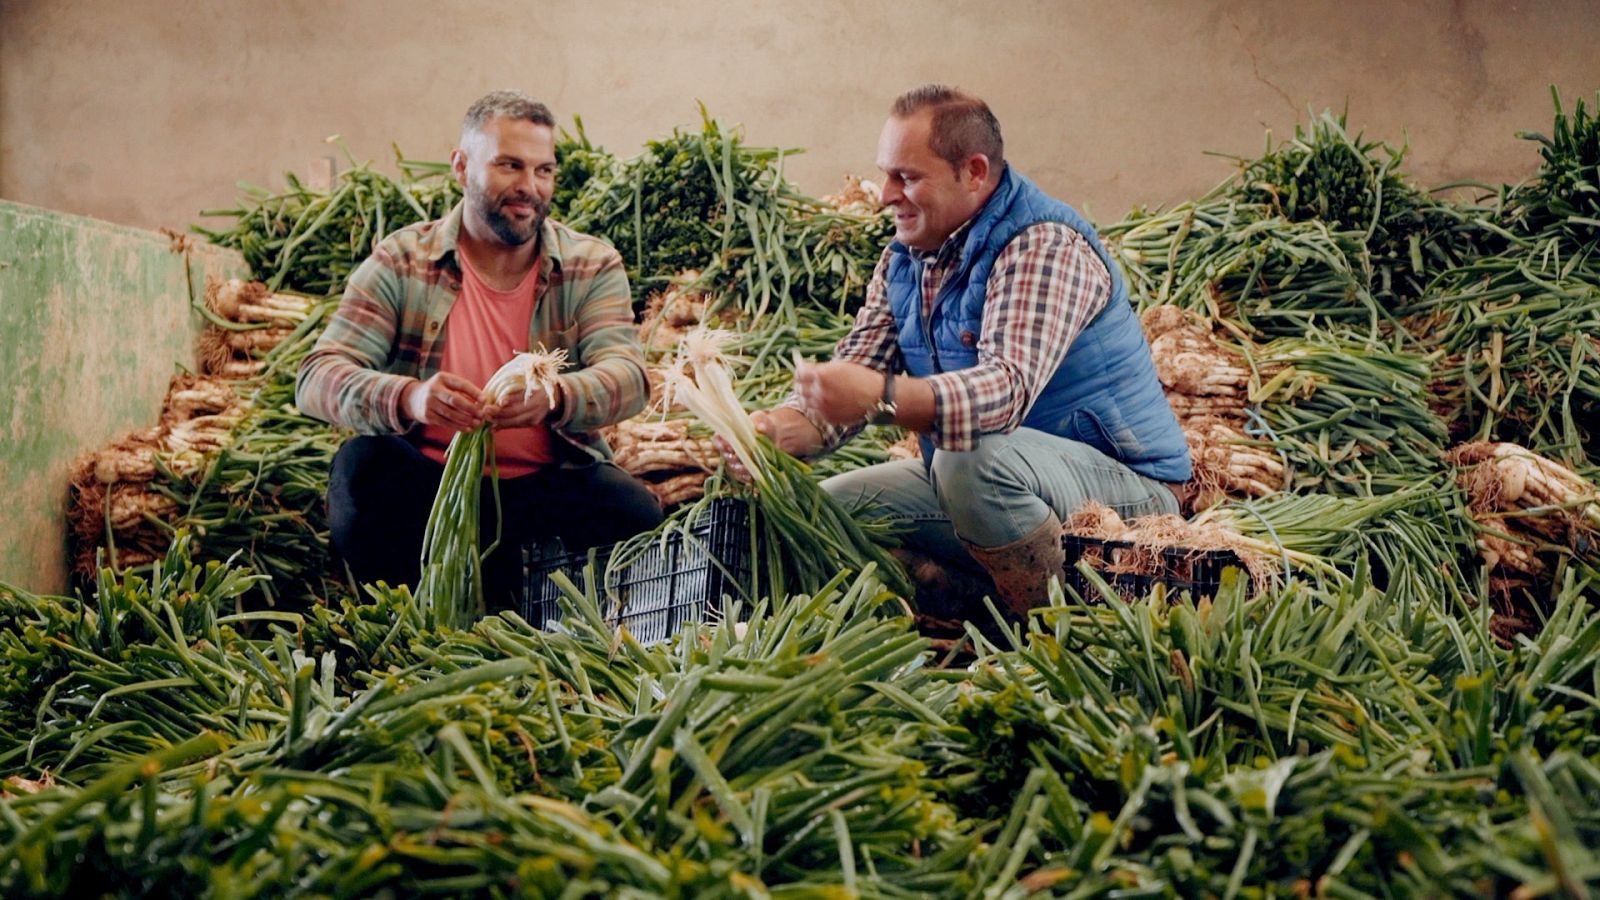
top-left (785, 220), bottom-right (1111, 453)
top-left (295, 202), bottom-right (648, 462)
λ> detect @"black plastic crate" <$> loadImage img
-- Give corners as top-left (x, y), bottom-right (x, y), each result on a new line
top-left (1062, 533), bottom-right (1239, 603)
top-left (520, 497), bottom-right (755, 644)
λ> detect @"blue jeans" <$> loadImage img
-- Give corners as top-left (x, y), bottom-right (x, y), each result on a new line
top-left (822, 427), bottom-right (1178, 569)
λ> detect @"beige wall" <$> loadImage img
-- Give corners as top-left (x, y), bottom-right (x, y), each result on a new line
top-left (4, 0), bottom-right (1600, 233)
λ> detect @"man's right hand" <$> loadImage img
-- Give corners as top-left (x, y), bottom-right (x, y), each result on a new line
top-left (401, 372), bottom-right (485, 432)
top-left (715, 408), bottom-right (823, 482)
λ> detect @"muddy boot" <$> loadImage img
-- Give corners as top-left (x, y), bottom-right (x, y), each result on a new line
top-left (893, 548), bottom-right (995, 627)
top-left (961, 513), bottom-right (1066, 622)
top-left (893, 547), bottom-right (1005, 661)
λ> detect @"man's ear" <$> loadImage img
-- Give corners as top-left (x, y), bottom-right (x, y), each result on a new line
top-left (963, 154), bottom-right (991, 191)
top-left (449, 147), bottom-right (468, 186)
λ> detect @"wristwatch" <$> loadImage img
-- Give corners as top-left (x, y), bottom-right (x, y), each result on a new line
top-left (867, 371), bottom-right (898, 425)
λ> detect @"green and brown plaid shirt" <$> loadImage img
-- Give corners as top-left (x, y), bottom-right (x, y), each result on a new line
top-left (295, 202), bottom-right (647, 462)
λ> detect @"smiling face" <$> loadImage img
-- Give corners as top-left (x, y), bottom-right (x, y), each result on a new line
top-left (876, 110), bottom-right (992, 252)
top-left (452, 115), bottom-right (557, 247)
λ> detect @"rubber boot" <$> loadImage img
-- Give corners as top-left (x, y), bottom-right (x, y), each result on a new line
top-left (961, 513), bottom-right (1066, 622)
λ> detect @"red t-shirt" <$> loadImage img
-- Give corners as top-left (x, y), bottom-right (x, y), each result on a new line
top-left (414, 251), bottom-right (556, 477)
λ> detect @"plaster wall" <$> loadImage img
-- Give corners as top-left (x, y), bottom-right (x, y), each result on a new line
top-left (0, 200), bottom-right (244, 592)
top-left (4, 1), bottom-right (1599, 231)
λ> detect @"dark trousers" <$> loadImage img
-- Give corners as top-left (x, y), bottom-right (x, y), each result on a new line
top-left (328, 435), bottom-right (665, 611)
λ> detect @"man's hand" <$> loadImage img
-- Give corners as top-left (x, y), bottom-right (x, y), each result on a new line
top-left (715, 408), bottom-right (823, 482)
top-left (794, 360), bottom-right (884, 426)
top-left (485, 382), bottom-right (560, 429)
top-left (401, 372), bottom-right (485, 432)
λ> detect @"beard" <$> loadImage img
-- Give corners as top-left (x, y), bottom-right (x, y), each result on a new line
top-left (468, 180), bottom-right (548, 246)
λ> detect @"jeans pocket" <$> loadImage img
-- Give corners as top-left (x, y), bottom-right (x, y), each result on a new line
top-left (1069, 407), bottom-right (1148, 461)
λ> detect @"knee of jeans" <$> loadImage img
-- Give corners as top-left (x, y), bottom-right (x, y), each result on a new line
top-left (820, 467), bottom-right (920, 523)
top-left (820, 469), bottom-right (876, 509)
top-left (930, 438), bottom-right (1028, 495)
top-left (930, 439), bottom-right (1031, 521)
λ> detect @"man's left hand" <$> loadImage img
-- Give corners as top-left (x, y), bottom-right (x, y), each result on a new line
top-left (794, 360), bottom-right (883, 426)
top-left (485, 383), bottom-right (561, 428)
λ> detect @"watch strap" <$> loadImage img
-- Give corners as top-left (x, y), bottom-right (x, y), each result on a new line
top-left (867, 371), bottom-right (897, 425)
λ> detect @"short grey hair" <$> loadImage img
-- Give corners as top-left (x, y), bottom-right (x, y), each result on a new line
top-left (891, 84), bottom-right (1005, 173)
top-left (461, 90), bottom-right (555, 139)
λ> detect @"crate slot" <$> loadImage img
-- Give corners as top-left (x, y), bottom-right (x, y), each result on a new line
top-left (521, 497), bottom-right (755, 644)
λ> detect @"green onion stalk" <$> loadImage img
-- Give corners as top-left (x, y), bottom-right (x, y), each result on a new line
top-left (415, 426), bottom-right (496, 631)
top-left (662, 328), bottom-right (910, 599)
top-left (416, 350), bottom-right (566, 630)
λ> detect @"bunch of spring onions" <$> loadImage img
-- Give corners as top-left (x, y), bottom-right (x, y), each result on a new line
top-left (1402, 91), bottom-right (1600, 468)
top-left (416, 348), bottom-right (567, 629)
top-left (1245, 333), bottom-right (1449, 494)
top-left (664, 328), bottom-right (910, 597)
top-left (560, 111), bottom-right (891, 321)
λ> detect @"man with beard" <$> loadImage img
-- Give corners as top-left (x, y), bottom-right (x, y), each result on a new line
top-left (297, 90), bottom-right (661, 612)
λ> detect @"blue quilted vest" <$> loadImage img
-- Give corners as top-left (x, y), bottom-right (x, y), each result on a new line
top-left (886, 167), bottom-right (1191, 483)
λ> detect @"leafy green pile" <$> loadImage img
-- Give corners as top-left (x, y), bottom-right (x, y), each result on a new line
top-left (196, 153), bottom-right (462, 298)
top-left (1405, 89), bottom-right (1600, 466)
top-left (1106, 111), bottom-right (1503, 342)
top-left (561, 110), bottom-right (891, 320)
top-left (7, 532), bottom-right (1600, 895)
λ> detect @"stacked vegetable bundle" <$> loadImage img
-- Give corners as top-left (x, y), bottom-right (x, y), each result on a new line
top-left (1447, 441), bottom-right (1600, 577)
top-left (1104, 110), bottom-right (1499, 342)
top-left (66, 374), bottom-right (245, 575)
top-left (1142, 304), bottom-right (1286, 510)
top-left (1106, 91), bottom-right (1600, 621)
top-left (195, 153), bottom-right (464, 297)
top-left (1144, 304), bottom-right (1448, 506)
top-left (1405, 89), bottom-right (1600, 467)
top-left (67, 146), bottom-right (476, 605)
top-left (559, 111), bottom-right (894, 320)
top-left (67, 286), bottom-right (349, 609)
top-left (194, 278), bottom-right (313, 378)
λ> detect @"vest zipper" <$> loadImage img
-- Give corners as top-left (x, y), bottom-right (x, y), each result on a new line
top-left (918, 259), bottom-right (946, 372)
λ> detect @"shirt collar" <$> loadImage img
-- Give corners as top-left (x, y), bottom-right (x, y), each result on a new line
top-left (422, 201), bottom-right (562, 277)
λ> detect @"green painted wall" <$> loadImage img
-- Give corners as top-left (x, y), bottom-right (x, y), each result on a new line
top-left (0, 199), bottom-right (246, 593)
